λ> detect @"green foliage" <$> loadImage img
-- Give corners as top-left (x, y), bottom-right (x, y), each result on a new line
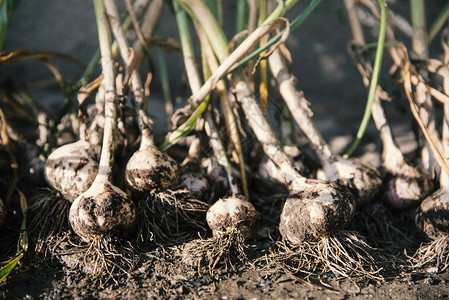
top-left (0, 253), bottom-right (24, 284)
top-left (0, 0), bottom-right (21, 50)
top-left (344, 0), bottom-right (387, 158)
top-left (0, 190), bottom-right (28, 284)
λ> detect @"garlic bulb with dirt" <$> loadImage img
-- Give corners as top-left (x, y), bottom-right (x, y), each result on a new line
top-left (412, 185), bottom-right (449, 273)
top-left (206, 195), bottom-right (256, 238)
top-left (280, 179), bottom-right (355, 244)
top-left (383, 160), bottom-right (434, 210)
top-left (125, 144), bottom-right (179, 192)
top-left (230, 71), bottom-right (356, 244)
top-left (69, 176), bottom-right (136, 241)
top-left (415, 187), bottom-right (449, 240)
top-left (69, 84), bottom-right (137, 242)
top-left (45, 140), bottom-right (99, 202)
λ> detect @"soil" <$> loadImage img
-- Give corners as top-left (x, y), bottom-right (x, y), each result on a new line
top-left (3, 232), bottom-right (449, 299)
top-left (2, 0), bottom-right (449, 299)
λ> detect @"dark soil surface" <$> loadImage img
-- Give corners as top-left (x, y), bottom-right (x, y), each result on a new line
top-left (3, 234), bottom-right (449, 299)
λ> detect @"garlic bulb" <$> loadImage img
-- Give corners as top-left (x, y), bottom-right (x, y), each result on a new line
top-left (206, 195), bottom-right (256, 238)
top-left (280, 180), bottom-right (354, 244)
top-left (69, 178), bottom-right (136, 242)
top-left (383, 162), bottom-right (434, 210)
top-left (45, 140), bottom-right (99, 202)
top-left (125, 145), bottom-right (178, 192)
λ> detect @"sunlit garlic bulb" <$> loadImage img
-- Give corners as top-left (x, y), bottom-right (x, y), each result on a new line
top-left (280, 180), bottom-right (354, 244)
top-left (45, 140), bottom-right (99, 202)
top-left (125, 145), bottom-right (178, 192)
top-left (206, 195), bottom-right (256, 238)
top-left (69, 178), bottom-right (136, 242)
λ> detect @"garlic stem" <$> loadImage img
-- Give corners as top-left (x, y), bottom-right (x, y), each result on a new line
top-left (132, 0), bottom-right (164, 69)
top-left (174, 4), bottom-right (240, 195)
top-left (193, 20), bottom-right (249, 198)
top-left (371, 95), bottom-right (406, 170)
top-left (440, 43), bottom-right (449, 189)
top-left (230, 75), bottom-right (304, 187)
top-left (104, 0), bottom-right (153, 148)
top-left (268, 48), bottom-right (340, 181)
top-left (204, 111), bottom-right (240, 195)
top-left (342, 0), bottom-right (410, 171)
top-left (94, 0), bottom-right (117, 183)
top-left (180, 0), bottom-right (303, 187)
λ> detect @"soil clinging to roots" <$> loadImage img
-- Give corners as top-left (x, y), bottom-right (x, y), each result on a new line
top-left (52, 232), bottom-right (140, 289)
top-left (179, 227), bottom-right (247, 275)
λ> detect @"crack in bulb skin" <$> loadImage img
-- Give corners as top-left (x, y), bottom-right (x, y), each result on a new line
top-left (69, 178), bottom-right (136, 242)
top-left (125, 145), bottom-right (179, 192)
top-left (206, 195), bottom-right (256, 239)
top-left (45, 140), bottom-right (100, 202)
top-left (280, 179), bottom-right (355, 244)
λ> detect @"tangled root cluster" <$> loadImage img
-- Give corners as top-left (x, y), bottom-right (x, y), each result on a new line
top-left (259, 231), bottom-right (385, 283)
top-left (409, 236), bottom-right (449, 273)
top-left (28, 191), bottom-right (71, 255)
top-left (180, 227), bottom-right (247, 275)
top-left (136, 188), bottom-right (209, 245)
top-left (54, 233), bottom-right (140, 288)
top-left (349, 203), bottom-right (415, 252)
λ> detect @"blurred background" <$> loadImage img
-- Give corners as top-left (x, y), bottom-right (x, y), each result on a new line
top-left (2, 0), bottom-right (447, 163)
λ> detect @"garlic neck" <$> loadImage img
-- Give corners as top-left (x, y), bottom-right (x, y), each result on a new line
top-left (139, 129), bottom-right (155, 150)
